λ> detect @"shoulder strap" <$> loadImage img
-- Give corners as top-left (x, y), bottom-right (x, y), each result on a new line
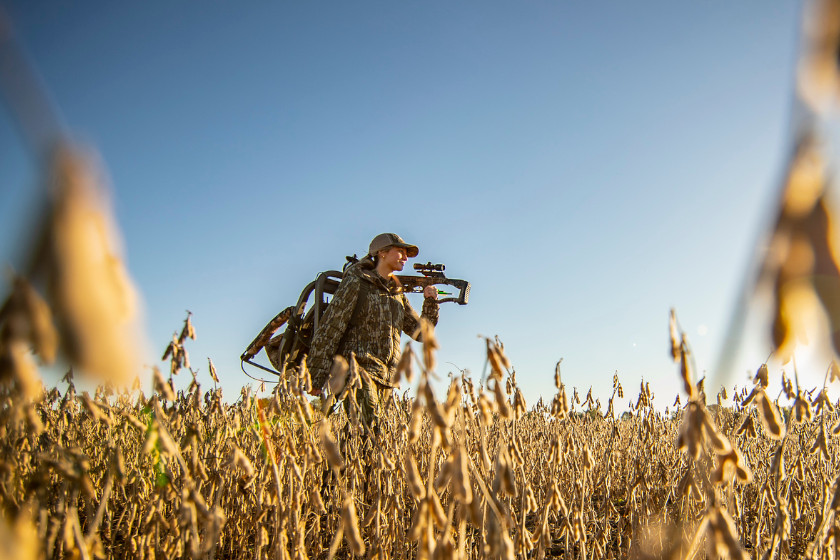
top-left (347, 276), bottom-right (370, 328)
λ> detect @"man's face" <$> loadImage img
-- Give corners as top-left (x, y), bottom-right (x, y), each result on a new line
top-left (380, 246), bottom-right (408, 272)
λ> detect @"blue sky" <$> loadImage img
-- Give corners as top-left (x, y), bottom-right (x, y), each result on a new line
top-left (1, 1), bottom-right (814, 408)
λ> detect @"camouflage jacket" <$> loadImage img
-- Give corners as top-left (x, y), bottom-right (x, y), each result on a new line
top-left (307, 260), bottom-right (439, 390)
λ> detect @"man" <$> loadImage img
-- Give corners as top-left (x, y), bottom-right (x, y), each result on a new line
top-left (307, 233), bottom-right (439, 428)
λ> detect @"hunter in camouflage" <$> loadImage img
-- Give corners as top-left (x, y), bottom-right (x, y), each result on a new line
top-left (307, 233), bottom-right (439, 428)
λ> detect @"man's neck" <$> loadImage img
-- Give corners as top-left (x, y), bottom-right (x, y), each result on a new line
top-left (376, 261), bottom-right (395, 279)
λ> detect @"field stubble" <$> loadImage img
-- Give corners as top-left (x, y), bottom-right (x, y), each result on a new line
top-left (2, 308), bottom-right (840, 559)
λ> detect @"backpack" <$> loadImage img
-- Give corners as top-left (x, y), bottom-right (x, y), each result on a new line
top-left (241, 256), bottom-right (359, 377)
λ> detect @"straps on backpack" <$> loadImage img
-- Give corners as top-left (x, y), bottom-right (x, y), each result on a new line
top-left (240, 268), bottom-right (344, 378)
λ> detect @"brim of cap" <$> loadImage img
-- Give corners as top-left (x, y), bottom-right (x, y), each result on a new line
top-left (394, 243), bottom-right (419, 258)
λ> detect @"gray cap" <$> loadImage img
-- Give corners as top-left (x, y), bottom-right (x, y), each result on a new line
top-left (368, 233), bottom-right (419, 258)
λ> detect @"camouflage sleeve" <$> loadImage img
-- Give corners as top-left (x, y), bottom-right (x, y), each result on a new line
top-left (422, 297), bottom-right (440, 327)
top-left (307, 275), bottom-right (362, 389)
top-left (402, 295), bottom-right (439, 340)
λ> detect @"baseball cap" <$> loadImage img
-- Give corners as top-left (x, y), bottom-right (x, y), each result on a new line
top-left (368, 233), bottom-right (419, 258)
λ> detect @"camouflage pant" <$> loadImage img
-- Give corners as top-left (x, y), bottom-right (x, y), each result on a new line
top-left (345, 373), bottom-right (392, 433)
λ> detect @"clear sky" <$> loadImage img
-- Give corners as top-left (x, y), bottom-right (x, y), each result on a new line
top-left (1, 1), bottom-right (815, 408)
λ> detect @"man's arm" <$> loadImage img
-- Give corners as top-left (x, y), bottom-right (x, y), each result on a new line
top-left (307, 275), bottom-right (362, 391)
top-left (402, 286), bottom-right (439, 340)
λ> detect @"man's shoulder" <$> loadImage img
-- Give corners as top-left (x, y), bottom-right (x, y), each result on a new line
top-left (343, 262), bottom-right (372, 283)
top-left (344, 261), bottom-right (387, 288)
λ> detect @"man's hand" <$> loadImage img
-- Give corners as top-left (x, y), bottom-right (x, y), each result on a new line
top-left (423, 285), bottom-right (438, 299)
